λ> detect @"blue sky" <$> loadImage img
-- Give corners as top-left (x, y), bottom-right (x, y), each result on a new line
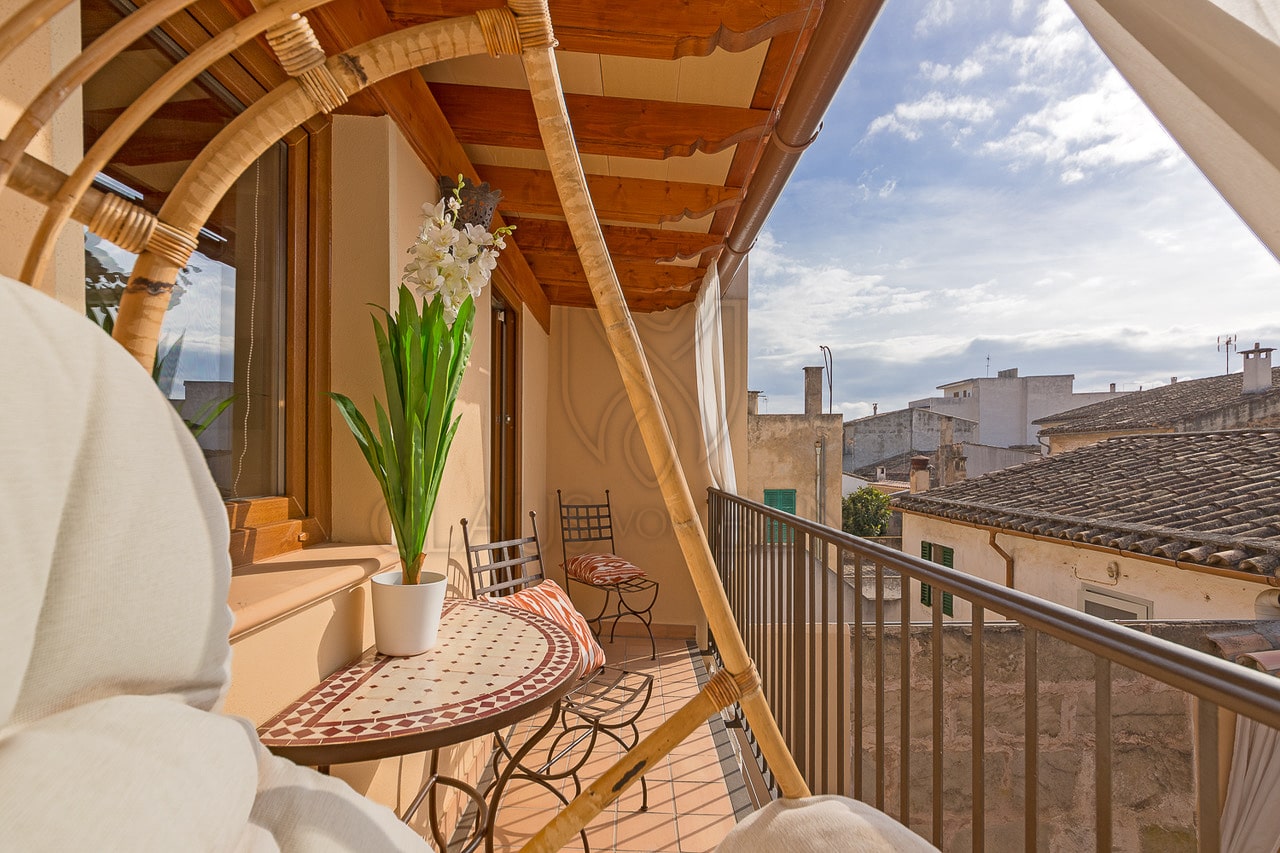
top-left (749, 0), bottom-right (1280, 417)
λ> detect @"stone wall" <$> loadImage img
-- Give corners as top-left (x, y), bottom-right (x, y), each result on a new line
top-left (852, 621), bottom-right (1248, 852)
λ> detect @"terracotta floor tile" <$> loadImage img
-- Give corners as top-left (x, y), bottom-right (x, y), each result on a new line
top-left (614, 809), bottom-right (685, 851)
top-left (669, 752), bottom-right (733, 784)
top-left (676, 812), bottom-right (739, 853)
top-left (448, 640), bottom-right (746, 852)
top-left (670, 780), bottom-right (735, 816)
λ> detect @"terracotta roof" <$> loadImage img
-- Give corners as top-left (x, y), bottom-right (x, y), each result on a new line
top-left (891, 430), bottom-right (1280, 576)
top-left (1034, 368), bottom-right (1280, 434)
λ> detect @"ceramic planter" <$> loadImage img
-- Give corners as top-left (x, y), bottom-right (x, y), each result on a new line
top-left (370, 569), bottom-right (447, 656)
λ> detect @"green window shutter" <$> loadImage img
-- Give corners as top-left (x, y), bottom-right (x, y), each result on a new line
top-left (942, 591), bottom-right (954, 617)
top-left (920, 582), bottom-right (932, 606)
top-left (921, 541), bottom-right (933, 561)
top-left (940, 547), bottom-right (954, 568)
top-left (763, 489), bottom-right (797, 544)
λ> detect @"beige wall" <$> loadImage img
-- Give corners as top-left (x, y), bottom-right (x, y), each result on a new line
top-left (0, 0), bottom-right (84, 306)
top-left (746, 412), bottom-right (844, 530)
top-left (545, 296), bottom-right (746, 637)
top-left (329, 114), bottom-right (523, 598)
top-left (1045, 427), bottom-right (1171, 455)
top-left (902, 512), bottom-right (1265, 621)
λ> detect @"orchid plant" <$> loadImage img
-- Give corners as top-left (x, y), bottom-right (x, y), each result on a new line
top-left (331, 178), bottom-right (513, 585)
top-left (402, 180), bottom-right (514, 322)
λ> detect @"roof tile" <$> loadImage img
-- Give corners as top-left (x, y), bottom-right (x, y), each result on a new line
top-left (891, 430), bottom-right (1280, 574)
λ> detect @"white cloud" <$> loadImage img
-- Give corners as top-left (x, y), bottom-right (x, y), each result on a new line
top-left (920, 58), bottom-right (985, 82)
top-left (982, 69), bottom-right (1180, 180)
top-left (866, 92), bottom-right (997, 141)
top-left (915, 0), bottom-right (958, 36)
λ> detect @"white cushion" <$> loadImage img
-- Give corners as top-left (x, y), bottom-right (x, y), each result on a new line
top-left (716, 795), bottom-right (939, 852)
top-left (0, 277), bottom-right (432, 850)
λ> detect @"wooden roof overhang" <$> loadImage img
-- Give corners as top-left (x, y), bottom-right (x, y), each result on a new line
top-left (304, 0), bottom-right (827, 319)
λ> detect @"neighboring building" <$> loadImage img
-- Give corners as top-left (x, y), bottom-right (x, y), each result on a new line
top-left (892, 430), bottom-right (1280, 622)
top-left (843, 407), bottom-right (977, 474)
top-left (909, 367), bottom-right (1123, 448)
top-left (746, 367), bottom-right (843, 531)
top-left (1035, 345), bottom-right (1280, 453)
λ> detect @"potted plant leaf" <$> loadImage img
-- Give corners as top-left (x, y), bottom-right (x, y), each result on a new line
top-left (331, 177), bottom-right (511, 656)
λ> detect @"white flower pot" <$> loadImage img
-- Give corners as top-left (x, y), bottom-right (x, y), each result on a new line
top-left (370, 569), bottom-right (448, 656)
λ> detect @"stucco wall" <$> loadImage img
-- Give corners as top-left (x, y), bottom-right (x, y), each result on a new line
top-left (746, 412), bottom-right (844, 530)
top-left (1044, 428), bottom-right (1170, 455)
top-left (545, 300), bottom-right (739, 637)
top-left (857, 621), bottom-right (1224, 851)
top-left (901, 512), bottom-right (1265, 621)
top-left (961, 443), bottom-right (1040, 477)
top-left (0, 0), bottom-right (84, 305)
top-left (844, 408), bottom-right (978, 473)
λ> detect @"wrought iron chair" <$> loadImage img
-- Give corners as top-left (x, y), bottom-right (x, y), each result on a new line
top-left (460, 512), bottom-right (654, 818)
top-left (557, 489), bottom-right (660, 660)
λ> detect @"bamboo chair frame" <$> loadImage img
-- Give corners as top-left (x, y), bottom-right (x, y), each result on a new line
top-left (0, 0), bottom-right (810, 849)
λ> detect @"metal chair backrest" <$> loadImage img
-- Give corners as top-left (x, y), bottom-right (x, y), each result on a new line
top-left (460, 512), bottom-right (546, 599)
top-left (557, 489), bottom-right (617, 566)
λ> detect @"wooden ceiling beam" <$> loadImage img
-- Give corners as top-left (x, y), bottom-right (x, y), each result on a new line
top-left (511, 218), bottom-right (723, 264)
top-left (382, 0), bottom-right (815, 60)
top-left (544, 285), bottom-right (697, 312)
top-left (526, 249), bottom-right (705, 293)
top-left (478, 165), bottom-right (742, 225)
top-left (432, 83), bottom-right (769, 161)
top-left (306, 0), bottom-right (550, 332)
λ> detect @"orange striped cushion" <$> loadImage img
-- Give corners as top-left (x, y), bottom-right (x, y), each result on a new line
top-left (564, 553), bottom-right (646, 585)
top-left (491, 580), bottom-right (605, 674)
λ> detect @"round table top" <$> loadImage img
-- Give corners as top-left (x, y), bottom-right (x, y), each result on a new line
top-left (258, 598), bottom-right (582, 766)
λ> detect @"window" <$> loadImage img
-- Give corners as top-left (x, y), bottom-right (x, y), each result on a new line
top-left (919, 541), bottom-right (954, 616)
top-left (763, 488), bottom-right (796, 544)
top-left (79, 0), bottom-right (329, 513)
top-left (1080, 586), bottom-right (1152, 620)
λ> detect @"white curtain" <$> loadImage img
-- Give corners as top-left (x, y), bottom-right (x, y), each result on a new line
top-left (694, 265), bottom-right (738, 492)
top-left (1220, 715), bottom-right (1280, 853)
top-left (1065, 0), bottom-right (1280, 262)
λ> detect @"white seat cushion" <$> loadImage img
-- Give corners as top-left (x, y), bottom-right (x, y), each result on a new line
top-left (716, 795), bottom-right (939, 852)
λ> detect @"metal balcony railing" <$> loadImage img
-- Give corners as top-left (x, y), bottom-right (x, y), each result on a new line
top-left (706, 488), bottom-right (1280, 852)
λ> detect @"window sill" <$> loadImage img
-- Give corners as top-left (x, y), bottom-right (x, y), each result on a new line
top-left (228, 543), bottom-right (398, 641)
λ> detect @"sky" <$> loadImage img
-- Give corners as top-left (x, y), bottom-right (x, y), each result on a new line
top-left (749, 0), bottom-right (1280, 418)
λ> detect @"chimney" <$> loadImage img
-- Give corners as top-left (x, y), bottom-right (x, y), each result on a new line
top-left (1109, 383), bottom-right (1116, 393)
top-left (1241, 342), bottom-right (1275, 394)
top-left (909, 455), bottom-right (930, 494)
top-left (804, 366), bottom-right (824, 415)
top-left (1170, 377), bottom-right (1178, 384)
top-left (875, 465), bottom-right (886, 482)
top-left (747, 390), bottom-right (760, 416)
top-left (872, 403), bottom-right (878, 415)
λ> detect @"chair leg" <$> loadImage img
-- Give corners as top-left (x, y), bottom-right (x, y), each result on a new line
top-left (606, 587), bottom-right (658, 660)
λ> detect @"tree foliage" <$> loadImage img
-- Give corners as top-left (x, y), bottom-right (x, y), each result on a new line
top-left (842, 486), bottom-right (891, 537)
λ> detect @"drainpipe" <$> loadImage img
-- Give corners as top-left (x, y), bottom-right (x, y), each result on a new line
top-left (989, 530), bottom-right (1015, 588)
top-left (814, 437), bottom-right (826, 523)
top-left (718, 0), bottom-right (888, 287)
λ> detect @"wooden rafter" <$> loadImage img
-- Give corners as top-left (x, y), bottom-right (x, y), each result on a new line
top-left (432, 82), bottom-right (770, 161)
top-left (382, 0), bottom-right (815, 59)
top-left (306, 0), bottom-right (551, 331)
top-left (543, 285), bottom-right (696, 312)
top-left (526, 250), bottom-right (703, 291)
top-left (512, 218), bottom-right (723, 264)
top-left (476, 165), bottom-right (741, 225)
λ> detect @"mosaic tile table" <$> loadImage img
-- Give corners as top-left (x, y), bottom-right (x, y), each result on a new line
top-left (259, 598), bottom-right (582, 851)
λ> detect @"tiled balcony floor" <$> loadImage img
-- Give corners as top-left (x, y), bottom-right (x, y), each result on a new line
top-left (453, 637), bottom-right (752, 852)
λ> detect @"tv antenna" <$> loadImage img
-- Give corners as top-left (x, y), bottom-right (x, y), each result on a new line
top-left (985, 354), bottom-right (990, 377)
top-left (1217, 334), bottom-right (1237, 374)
